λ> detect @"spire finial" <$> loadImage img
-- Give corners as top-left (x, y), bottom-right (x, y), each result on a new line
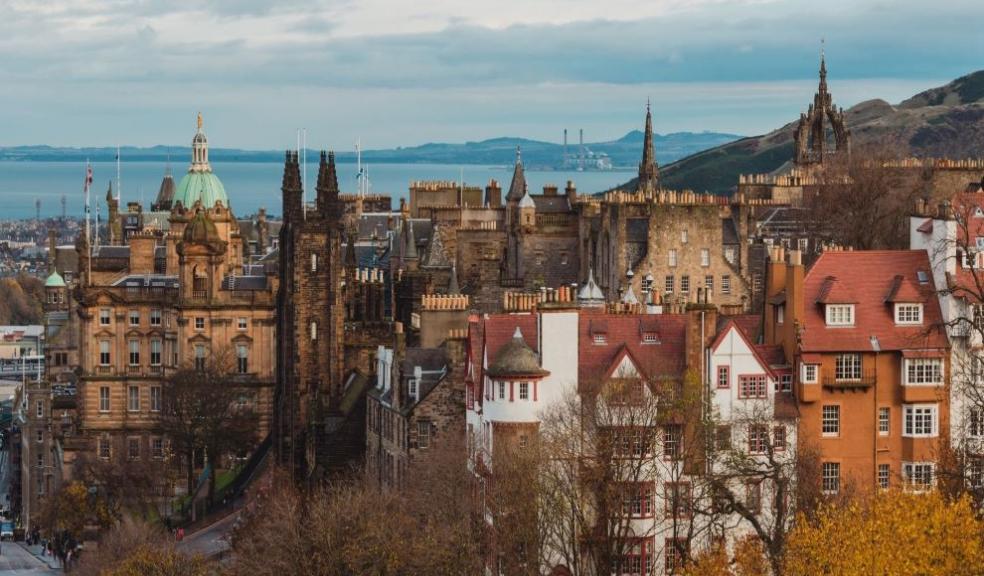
top-left (197, 111), bottom-right (203, 131)
top-left (515, 145), bottom-right (521, 164)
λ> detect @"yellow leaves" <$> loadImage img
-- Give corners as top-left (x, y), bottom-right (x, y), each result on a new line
top-left (784, 489), bottom-right (984, 576)
top-left (101, 545), bottom-right (211, 576)
top-left (683, 536), bottom-right (769, 576)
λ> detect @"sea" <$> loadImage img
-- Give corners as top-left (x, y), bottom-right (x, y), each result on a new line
top-left (0, 161), bottom-right (634, 220)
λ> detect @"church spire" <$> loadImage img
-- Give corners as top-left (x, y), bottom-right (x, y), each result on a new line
top-left (818, 39), bottom-right (828, 94)
top-left (637, 100), bottom-right (659, 192)
top-left (506, 145), bottom-right (526, 203)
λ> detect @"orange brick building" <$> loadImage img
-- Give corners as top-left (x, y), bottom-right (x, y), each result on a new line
top-left (765, 247), bottom-right (949, 493)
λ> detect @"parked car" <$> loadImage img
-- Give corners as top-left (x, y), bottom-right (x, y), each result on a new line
top-left (0, 521), bottom-right (14, 541)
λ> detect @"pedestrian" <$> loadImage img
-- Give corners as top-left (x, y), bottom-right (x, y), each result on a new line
top-left (176, 527), bottom-right (184, 542)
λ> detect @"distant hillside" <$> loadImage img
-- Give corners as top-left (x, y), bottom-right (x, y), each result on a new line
top-left (0, 131), bottom-right (741, 169)
top-left (618, 70), bottom-right (984, 194)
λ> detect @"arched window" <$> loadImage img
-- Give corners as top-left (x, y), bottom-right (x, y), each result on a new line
top-left (310, 321), bottom-right (318, 341)
top-left (311, 253), bottom-right (318, 272)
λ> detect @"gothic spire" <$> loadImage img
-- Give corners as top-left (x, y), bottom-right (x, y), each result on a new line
top-left (637, 101), bottom-right (659, 192)
top-left (506, 145), bottom-right (526, 203)
top-left (281, 151), bottom-right (303, 223)
top-left (316, 150), bottom-right (342, 219)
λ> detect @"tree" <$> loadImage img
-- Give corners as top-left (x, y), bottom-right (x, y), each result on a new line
top-left (229, 442), bottom-right (483, 575)
top-left (158, 349), bottom-right (257, 506)
top-left (38, 481), bottom-right (113, 537)
top-left (809, 143), bottom-right (931, 250)
top-left (784, 490), bottom-right (984, 576)
top-left (73, 516), bottom-right (211, 576)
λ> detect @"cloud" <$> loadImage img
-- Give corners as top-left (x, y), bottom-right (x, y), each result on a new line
top-left (0, 0), bottom-right (980, 147)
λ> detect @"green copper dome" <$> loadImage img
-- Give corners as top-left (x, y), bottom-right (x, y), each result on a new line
top-left (173, 171), bottom-right (228, 210)
top-left (45, 270), bottom-right (66, 287)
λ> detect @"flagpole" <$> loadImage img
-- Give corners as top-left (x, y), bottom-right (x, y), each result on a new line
top-left (84, 160), bottom-right (92, 285)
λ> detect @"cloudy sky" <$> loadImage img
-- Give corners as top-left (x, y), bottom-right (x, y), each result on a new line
top-left (2, 0), bottom-right (982, 150)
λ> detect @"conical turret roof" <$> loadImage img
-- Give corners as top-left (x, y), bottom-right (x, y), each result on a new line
top-left (487, 327), bottom-right (549, 379)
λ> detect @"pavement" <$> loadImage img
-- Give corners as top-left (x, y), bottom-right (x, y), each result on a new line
top-left (177, 510), bottom-right (239, 560)
top-left (0, 542), bottom-right (57, 574)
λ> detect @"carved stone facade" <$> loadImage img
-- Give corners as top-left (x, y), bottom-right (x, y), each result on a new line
top-left (74, 117), bottom-right (277, 492)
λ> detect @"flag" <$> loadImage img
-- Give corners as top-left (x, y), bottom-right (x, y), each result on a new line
top-left (84, 164), bottom-right (93, 192)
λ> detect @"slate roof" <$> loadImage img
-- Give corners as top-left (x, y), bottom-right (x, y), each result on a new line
top-left (531, 195), bottom-right (571, 213)
top-left (487, 327), bottom-right (549, 379)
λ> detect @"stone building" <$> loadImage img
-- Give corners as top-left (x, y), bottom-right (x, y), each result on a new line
top-left (74, 114), bottom-right (277, 492)
top-left (365, 324), bottom-right (467, 489)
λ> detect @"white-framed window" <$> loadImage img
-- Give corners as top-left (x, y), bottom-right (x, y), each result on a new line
top-left (904, 358), bottom-right (943, 386)
top-left (99, 386), bottom-right (110, 412)
top-left (128, 385), bottom-right (140, 412)
top-left (128, 339), bottom-right (140, 366)
top-left (236, 344), bottom-right (249, 374)
top-left (777, 305), bottom-right (785, 325)
top-left (969, 407), bottom-right (984, 438)
top-left (150, 385), bottom-right (162, 412)
top-left (680, 275), bottom-right (690, 294)
top-left (879, 407), bottom-right (890, 436)
top-left (194, 344), bottom-right (207, 371)
top-left (99, 340), bottom-right (111, 366)
top-left (150, 339), bottom-right (162, 366)
top-left (902, 462), bottom-right (935, 490)
top-left (519, 382), bottom-right (529, 400)
top-left (664, 275), bottom-right (674, 294)
top-left (801, 363), bottom-right (818, 383)
top-left (700, 248), bottom-right (710, 267)
top-left (681, 229), bottom-right (688, 244)
top-left (642, 332), bottom-right (659, 344)
top-left (895, 303), bottom-right (923, 325)
top-left (668, 250), bottom-right (677, 268)
top-left (498, 381), bottom-right (505, 400)
top-left (237, 317), bottom-right (248, 331)
top-left (128, 310), bottom-right (140, 326)
top-left (722, 275), bottom-right (731, 295)
top-left (780, 373), bottom-right (792, 392)
top-left (878, 463), bottom-right (890, 489)
top-left (128, 437), bottom-right (140, 460)
top-left (822, 462), bottom-right (840, 494)
top-left (835, 353), bottom-right (862, 381)
top-left (724, 246), bottom-right (736, 265)
top-left (99, 308), bottom-right (111, 326)
top-left (310, 321), bottom-right (318, 341)
top-left (195, 317), bottom-right (205, 331)
top-left (704, 275), bottom-right (714, 292)
top-left (311, 253), bottom-right (318, 272)
top-left (903, 404), bottom-right (939, 437)
top-left (826, 304), bottom-right (855, 326)
top-left (417, 420), bottom-right (431, 449)
top-left (98, 437), bottom-right (110, 460)
top-left (150, 308), bottom-right (162, 326)
top-left (593, 334), bottom-right (607, 345)
top-left (151, 437), bottom-right (164, 460)
top-left (822, 405), bottom-right (840, 437)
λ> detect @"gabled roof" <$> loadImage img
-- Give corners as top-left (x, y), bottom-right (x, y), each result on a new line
top-left (578, 312), bottom-right (687, 387)
top-left (709, 319), bottom-right (781, 378)
top-left (800, 250), bottom-right (947, 352)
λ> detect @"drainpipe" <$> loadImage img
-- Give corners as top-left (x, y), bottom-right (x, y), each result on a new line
top-left (870, 336), bottom-right (881, 489)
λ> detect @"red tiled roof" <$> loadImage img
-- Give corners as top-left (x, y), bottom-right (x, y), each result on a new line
top-left (800, 251), bottom-right (948, 352)
top-left (578, 312), bottom-right (687, 388)
top-left (731, 314), bottom-right (763, 344)
top-left (883, 274), bottom-right (924, 303)
top-left (815, 276), bottom-right (858, 304)
top-left (755, 344), bottom-right (787, 367)
top-left (710, 319), bottom-right (783, 378)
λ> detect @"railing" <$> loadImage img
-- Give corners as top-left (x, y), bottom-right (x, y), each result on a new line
top-left (821, 370), bottom-right (877, 389)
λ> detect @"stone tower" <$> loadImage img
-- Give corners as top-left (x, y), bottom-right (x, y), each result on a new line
top-left (275, 150), bottom-right (350, 480)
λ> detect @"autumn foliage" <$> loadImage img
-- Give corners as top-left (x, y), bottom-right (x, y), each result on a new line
top-left (784, 490), bottom-right (984, 576)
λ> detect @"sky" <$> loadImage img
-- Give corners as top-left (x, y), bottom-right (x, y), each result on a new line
top-left (1, 0), bottom-right (982, 150)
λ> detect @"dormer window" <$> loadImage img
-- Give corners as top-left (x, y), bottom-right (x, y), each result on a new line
top-left (776, 305), bottom-right (785, 325)
top-left (642, 332), bottom-right (659, 344)
top-left (895, 303), bottom-right (923, 325)
top-left (593, 334), bottom-right (607, 345)
top-left (825, 304), bottom-right (854, 326)
top-left (801, 364), bottom-right (818, 383)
